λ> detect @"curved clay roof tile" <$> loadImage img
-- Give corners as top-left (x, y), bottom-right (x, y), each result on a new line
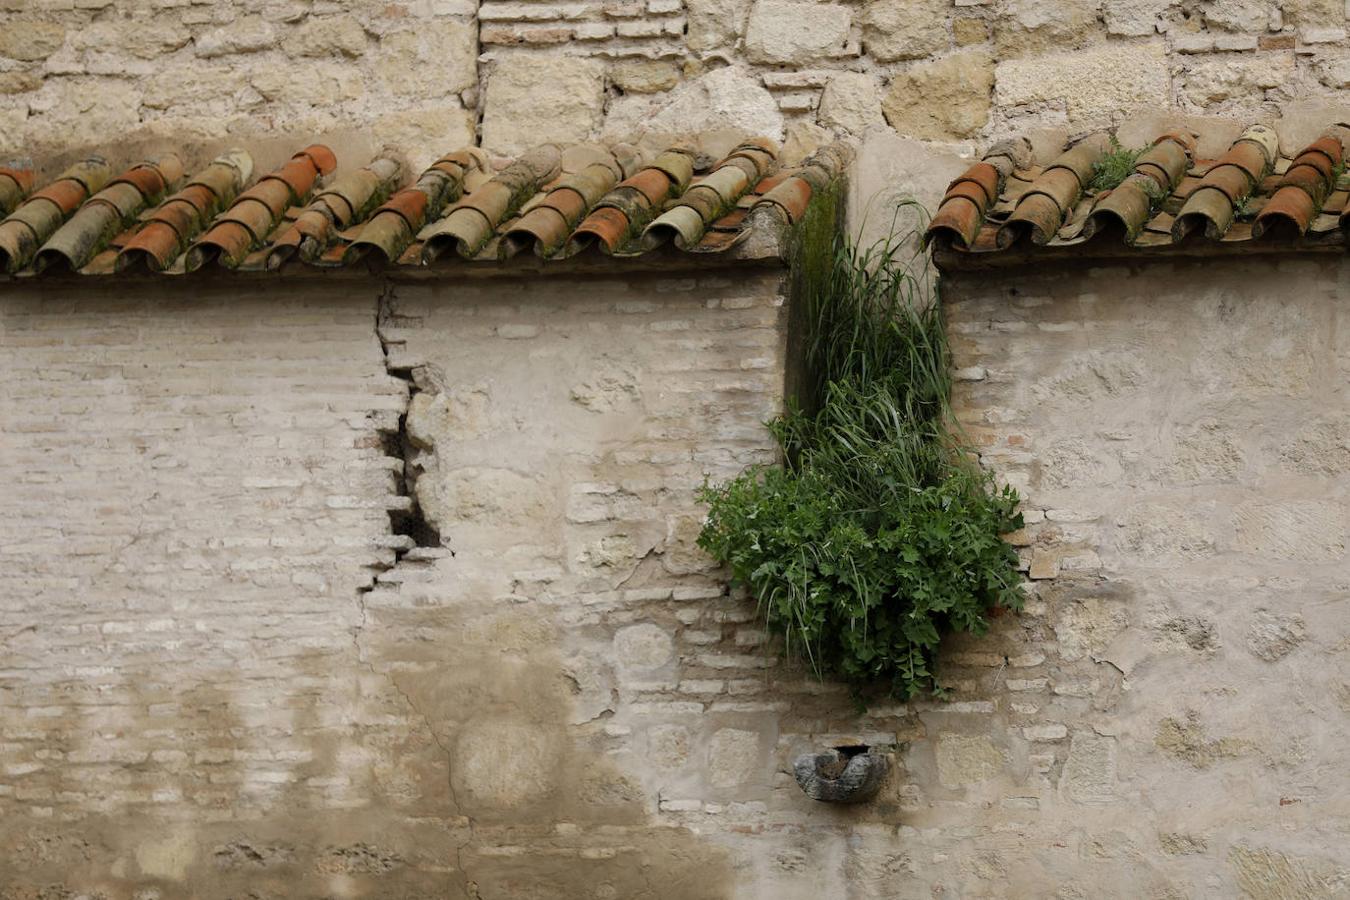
top-left (420, 144), bottom-right (562, 262)
top-left (1081, 132), bottom-right (1195, 243)
top-left (344, 149), bottom-right (485, 267)
top-left (116, 150), bottom-right (253, 273)
top-left (1254, 134), bottom-right (1344, 239)
top-left (0, 156), bottom-right (112, 274)
top-left (1172, 125), bottom-right (1278, 242)
top-left (34, 154), bottom-right (182, 273)
top-left (185, 144), bottom-right (335, 271)
top-left (997, 138), bottom-right (1107, 248)
top-left (267, 153), bottom-right (404, 269)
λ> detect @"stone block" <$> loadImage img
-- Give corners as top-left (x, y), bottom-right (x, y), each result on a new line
top-left (374, 21), bottom-right (478, 96)
top-left (0, 19), bottom-right (66, 61)
top-left (1104, 0), bottom-right (1175, 35)
top-left (817, 71), bottom-right (885, 134)
top-left (744, 0), bottom-right (852, 64)
top-left (194, 15), bottom-right (277, 57)
top-left (481, 55), bottom-right (605, 156)
top-left (1203, 0), bottom-right (1278, 31)
top-left (953, 16), bottom-right (989, 44)
top-left (1054, 597), bottom-right (1129, 662)
top-left (685, 0), bottom-right (751, 50)
top-left (935, 734), bottom-right (1004, 787)
top-left (454, 721), bottom-right (564, 809)
top-left (610, 59), bottom-right (680, 93)
top-left (1060, 732), bottom-right (1116, 802)
top-left (708, 727), bottom-right (763, 787)
top-left (1234, 501), bottom-right (1346, 562)
top-left (1245, 611), bottom-right (1306, 662)
top-left (862, 0), bottom-right (949, 62)
top-left (603, 65), bottom-right (784, 142)
top-left (285, 14), bottom-right (367, 57)
top-left (1181, 53), bottom-right (1295, 104)
top-left (993, 0), bottom-right (1102, 55)
top-left (882, 50), bottom-right (994, 141)
top-left (997, 41), bottom-right (1170, 125)
top-left (613, 623), bottom-right (675, 669)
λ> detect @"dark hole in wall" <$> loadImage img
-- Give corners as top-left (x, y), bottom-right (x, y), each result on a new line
top-left (381, 366), bottom-right (442, 550)
top-left (832, 744), bottom-right (871, 758)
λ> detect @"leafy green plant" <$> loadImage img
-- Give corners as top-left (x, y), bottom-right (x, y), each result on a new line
top-left (1088, 137), bottom-right (1145, 193)
top-left (697, 188), bottom-right (1025, 702)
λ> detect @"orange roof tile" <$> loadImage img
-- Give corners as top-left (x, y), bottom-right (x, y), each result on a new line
top-left (926, 123), bottom-right (1350, 268)
top-left (0, 136), bottom-right (848, 278)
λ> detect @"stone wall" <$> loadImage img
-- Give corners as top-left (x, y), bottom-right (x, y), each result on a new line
top-left (2, 253), bottom-right (1349, 895)
top-left (941, 256), bottom-right (1350, 897)
top-left (6, 0), bottom-right (1350, 166)
top-left (0, 267), bottom-right (791, 897)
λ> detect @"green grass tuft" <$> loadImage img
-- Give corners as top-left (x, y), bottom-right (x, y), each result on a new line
top-left (1089, 137), bottom-right (1146, 194)
top-left (696, 187), bottom-right (1025, 703)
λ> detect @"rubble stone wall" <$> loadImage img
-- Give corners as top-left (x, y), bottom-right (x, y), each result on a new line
top-left (5, 0), bottom-right (1350, 167)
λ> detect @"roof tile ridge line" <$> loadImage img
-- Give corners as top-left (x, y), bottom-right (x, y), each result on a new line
top-left (922, 137), bottom-right (1033, 252)
top-left (266, 149), bottom-right (406, 271)
top-left (1253, 131), bottom-right (1346, 240)
top-left (0, 163), bottom-right (37, 217)
top-left (1171, 123), bottom-right (1278, 243)
top-left (419, 144), bottom-right (562, 263)
top-left (342, 148), bottom-right (485, 268)
top-left (115, 150), bottom-right (254, 274)
top-left (33, 153), bottom-right (184, 274)
top-left (499, 145), bottom-right (628, 260)
top-left (183, 143), bottom-right (337, 272)
top-left (996, 134), bottom-right (1110, 249)
top-left (0, 155), bottom-right (112, 274)
top-left (638, 138), bottom-right (780, 251)
top-left (748, 141), bottom-right (856, 229)
top-left (563, 144), bottom-right (697, 258)
top-left (1081, 131), bottom-right (1196, 245)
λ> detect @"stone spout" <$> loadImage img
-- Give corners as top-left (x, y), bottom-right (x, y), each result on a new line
top-left (792, 748), bottom-right (889, 803)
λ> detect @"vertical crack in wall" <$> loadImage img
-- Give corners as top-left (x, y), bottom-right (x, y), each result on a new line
top-left (351, 284), bottom-right (475, 897)
top-left (375, 282), bottom-right (443, 558)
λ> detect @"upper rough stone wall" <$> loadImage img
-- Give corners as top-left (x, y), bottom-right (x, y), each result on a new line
top-left (5, 0), bottom-right (1350, 167)
top-left (0, 1), bottom-right (479, 166)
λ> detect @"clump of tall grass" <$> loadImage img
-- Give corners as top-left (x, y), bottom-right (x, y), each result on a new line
top-left (697, 185), bottom-right (1024, 701)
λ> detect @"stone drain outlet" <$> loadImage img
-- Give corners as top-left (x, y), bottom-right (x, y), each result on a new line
top-left (792, 745), bottom-right (890, 803)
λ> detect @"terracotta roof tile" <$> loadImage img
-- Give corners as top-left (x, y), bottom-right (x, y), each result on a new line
top-left (185, 144), bottom-right (335, 271)
top-left (1081, 133), bottom-right (1193, 243)
top-left (926, 139), bottom-right (1032, 250)
top-left (0, 157), bottom-right (113, 274)
top-left (343, 149), bottom-right (488, 267)
top-left (998, 137), bottom-right (1108, 248)
top-left (267, 151), bottom-right (404, 269)
top-left (0, 166), bottom-right (36, 218)
top-left (0, 135), bottom-right (840, 278)
top-left (642, 140), bottom-right (779, 251)
top-left (117, 150), bottom-right (252, 273)
top-left (34, 154), bottom-right (183, 273)
top-left (929, 122), bottom-right (1350, 267)
top-left (1250, 134), bottom-right (1343, 239)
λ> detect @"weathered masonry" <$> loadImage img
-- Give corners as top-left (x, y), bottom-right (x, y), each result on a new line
top-left (2, 122), bottom-right (1349, 899)
top-left (927, 124), bottom-right (1350, 898)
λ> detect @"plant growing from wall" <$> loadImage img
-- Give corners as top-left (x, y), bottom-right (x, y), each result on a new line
top-left (1088, 137), bottom-right (1145, 193)
top-left (697, 188), bottom-right (1024, 701)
